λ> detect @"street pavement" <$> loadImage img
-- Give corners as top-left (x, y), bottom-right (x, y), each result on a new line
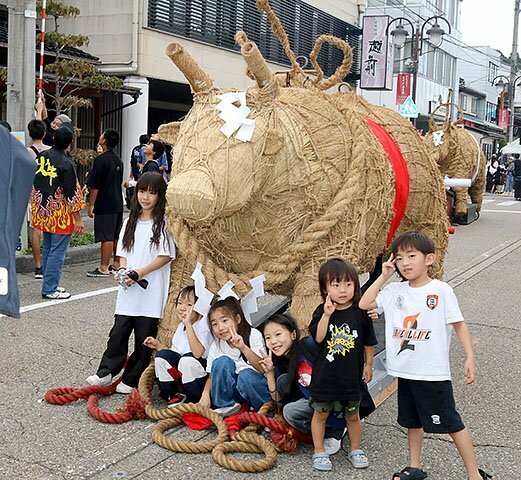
top-left (1, 194), bottom-right (520, 479)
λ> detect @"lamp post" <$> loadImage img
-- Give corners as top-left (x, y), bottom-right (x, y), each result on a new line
top-left (386, 16), bottom-right (451, 125)
top-left (494, 75), bottom-right (521, 143)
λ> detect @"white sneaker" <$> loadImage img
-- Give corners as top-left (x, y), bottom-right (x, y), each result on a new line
top-left (324, 437), bottom-right (342, 455)
top-left (85, 373), bottom-right (112, 386)
top-left (42, 290), bottom-right (71, 299)
top-left (115, 382), bottom-right (133, 394)
top-left (213, 402), bottom-right (241, 416)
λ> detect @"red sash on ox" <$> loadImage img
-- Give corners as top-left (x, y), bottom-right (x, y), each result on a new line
top-left (365, 117), bottom-right (410, 246)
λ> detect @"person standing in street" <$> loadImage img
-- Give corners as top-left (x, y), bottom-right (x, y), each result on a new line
top-left (31, 125), bottom-right (85, 299)
top-left (86, 129), bottom-right (124, 277)
top-left (26, 120), bottom-right (51, 279)
top-left (513, 154), bottom-right (521, 200)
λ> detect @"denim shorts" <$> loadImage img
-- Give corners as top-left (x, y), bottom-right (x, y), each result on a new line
top-left (310, 398), bottom-right (360, 418)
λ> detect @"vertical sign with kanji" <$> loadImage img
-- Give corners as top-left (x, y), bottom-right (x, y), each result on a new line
top-left (360, 16), bottom-right (393, 90)
top-left (396, 73), bottom-right (411, 104)
top-left (498, 108), bottom-right (509, 129)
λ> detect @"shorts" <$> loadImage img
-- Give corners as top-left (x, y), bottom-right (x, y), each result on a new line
top-left (94, 212), bottom-right (123, 243)
top-left (310, 398), bottom-right (360, 419)
top-left (397, 378), bottom-right (465, 434)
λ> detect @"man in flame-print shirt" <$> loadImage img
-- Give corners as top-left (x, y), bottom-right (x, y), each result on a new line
top-left (30, 125), bottom-right (85, 299)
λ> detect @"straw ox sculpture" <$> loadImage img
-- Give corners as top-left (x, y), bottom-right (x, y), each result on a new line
top-left (157, 0), bottom-right (449, 336)
top-left (423, 105), bottom-right (486, 218)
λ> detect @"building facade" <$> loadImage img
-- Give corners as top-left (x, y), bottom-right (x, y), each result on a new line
top-left (58, 0), bottom-right (366, 177)
top-left (361, 0), bottom-right (463, 132)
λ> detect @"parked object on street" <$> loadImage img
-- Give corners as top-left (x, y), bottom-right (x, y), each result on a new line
top-left (424, 105), bottom-right (486, 219)
top-left (157, 0), bottom-right (449, 336)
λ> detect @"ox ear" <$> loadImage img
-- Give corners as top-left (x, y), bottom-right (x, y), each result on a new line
top-left (158, 121), bottom-right (182, 145)
top-left (262, 128), bottom-right (284, 156)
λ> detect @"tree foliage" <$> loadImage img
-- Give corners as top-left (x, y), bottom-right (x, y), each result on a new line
top-left (36, 0), bottom-right (123, 113)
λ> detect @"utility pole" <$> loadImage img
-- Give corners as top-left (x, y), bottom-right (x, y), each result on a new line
top-left (6, 0), bottom-right (37, 135)
top-left (508, 0), bottom-right (520, 142)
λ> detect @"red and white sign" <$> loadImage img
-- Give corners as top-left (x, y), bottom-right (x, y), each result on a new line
top-left (396, 73), bottom-right (411, 105)
top-left (498, 108), bottom-right (509, 129)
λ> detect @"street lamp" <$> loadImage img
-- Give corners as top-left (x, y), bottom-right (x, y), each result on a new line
top-left (493, 74), bottom-right (521, 142)
top-left (386, 16), bottom-right (452, 124)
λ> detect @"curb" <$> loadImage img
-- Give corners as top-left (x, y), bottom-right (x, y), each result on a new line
top-left (16, 243), bottom-right (99, 274)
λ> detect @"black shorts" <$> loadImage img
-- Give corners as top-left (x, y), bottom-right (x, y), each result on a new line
top-left (94, 212), bottom-right (123, 243)
top-left (397, 378), bottom-right (465, 434)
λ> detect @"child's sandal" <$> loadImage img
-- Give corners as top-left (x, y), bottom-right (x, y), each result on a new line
top-left (392, 466), bottom-right (428, 480)
top-left (478, 469), bottom-right (492, 479)
top-left (312, 452), bottom-right (332, 471)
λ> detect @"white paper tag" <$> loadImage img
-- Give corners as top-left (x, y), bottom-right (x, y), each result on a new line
top-left (241, 274), bottom-right (266, 325)
top-left (0, 267), bottom-right (8, 296)
top-left (190, 263), bottom-right (214, 317)
top-left (215, 92), bottom-right (256, 142)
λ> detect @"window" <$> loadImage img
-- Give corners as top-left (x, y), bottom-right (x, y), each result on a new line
top-left (367, 0), bottom-right (385, 5)
top-left (147, 0), bottom-right (362, 79)
top-left (470, 97), bottom-right (478, 115)
top-left (485, 101), bottom-right (497, 123)
top-left (419, 45), bottom-right (455, 87)
top-left (488, 62), bottom-right (498, 84)
top-left (393, 39), bottom-right (413, 74)
top-left (459, 93), bottom-right (468, 111)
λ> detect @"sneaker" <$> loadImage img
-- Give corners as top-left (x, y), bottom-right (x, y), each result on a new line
top-left (167, 393), bottom-right (186, 408)
top-left (115, 382), bottom-right (133, 394)
top-left (34, 267), bottom-right (43, 279)
top-left (213, 402), bottom-right (241, 416)
top-left (324, 437), bottom-right (342, 455)
top-left (85, 373), bottom-right (112, 387)
top-left (347, 449), bottom-right (369, 469)
top-left (56, 286), bottom-right (66, 293)
top-left (86, 268), bottom-right (111, 278)
top-left (312, 453), bottom-right (332, 471)
top-left (42, 290), bottom-right (71, 299)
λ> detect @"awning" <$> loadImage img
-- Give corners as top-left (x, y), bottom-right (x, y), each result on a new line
top-left (501, 138), bottom-right (521, 154)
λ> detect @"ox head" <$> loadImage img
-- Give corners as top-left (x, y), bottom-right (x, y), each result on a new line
top-left (162, 37), bottom-right (283, 223)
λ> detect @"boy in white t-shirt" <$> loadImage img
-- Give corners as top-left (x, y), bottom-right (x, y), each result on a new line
top-left (360, 231), bottom-right (491, 480)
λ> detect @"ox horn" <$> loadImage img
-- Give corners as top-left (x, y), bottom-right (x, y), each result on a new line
top-left (165, 43), bottom-right (214, 93)
top-left (235, 31), bottom-right (279, 98)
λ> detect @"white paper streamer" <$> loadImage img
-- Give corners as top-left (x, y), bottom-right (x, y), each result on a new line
top-left (217, 280), bottom-right (240, 300)
top-left (190, 263), bottom-right (214, 318)
top-left (444, 176), bottom-right (472, 189)
top-left (215, 92), bottom-right (255, 142)
top-left (241, 274), bottom-right (266, 326)
top-left (432, 130), bottom-right (444, 147)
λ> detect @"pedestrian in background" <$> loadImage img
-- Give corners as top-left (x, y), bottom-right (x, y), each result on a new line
top-left (141, 139), bottom-right (165, 175)
top-left (26, 119), bottom-right (51, 279)
top-left (86, 129), bottom-right (124, 277)
top-left (486, 154), bottom-right (498, 192)
top-left (505, 156), bottom-right (515, 194)
top-left (31, 125), bottom-right (85, 299)
top-left (139, 133), bottom-right (169, 181)
top-left (513, 153), bottom-right (521, 200)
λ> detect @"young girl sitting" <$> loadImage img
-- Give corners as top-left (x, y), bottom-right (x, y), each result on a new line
top-left (143, 286), bottom-right (213, 406)
top-left (200, 297), bottom-right (270, 416)
top-left (260, 314), bottom-right (346, 454)
top-left (86, 172), bottom-right (176, 394)
top-left (309, 258), bottom-right (377, 472)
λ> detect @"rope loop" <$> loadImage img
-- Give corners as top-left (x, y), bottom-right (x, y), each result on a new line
top-left (151, 403), bottom-right (229, 453)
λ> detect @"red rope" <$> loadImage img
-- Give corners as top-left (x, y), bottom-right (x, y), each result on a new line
top-left (44, 374), bottom-right (145, 424)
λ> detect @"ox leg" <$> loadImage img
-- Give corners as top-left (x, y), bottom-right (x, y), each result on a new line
top-left (469, 180), bottom-right (486, 213)
top-left (290, 269), bottom-right (322, 335)
top-left (452, 187), bottom-right (468, 218)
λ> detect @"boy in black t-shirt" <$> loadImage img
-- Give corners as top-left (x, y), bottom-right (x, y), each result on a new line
top-left (86, 129), bottom-right (124, 277)
top-left (309, 258), bottom-right (377, 472)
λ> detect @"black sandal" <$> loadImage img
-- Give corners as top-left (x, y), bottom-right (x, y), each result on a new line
top-left (478, 469), bottom-right (492, 479)
top-left (392, 466), bottom-right (428, 480)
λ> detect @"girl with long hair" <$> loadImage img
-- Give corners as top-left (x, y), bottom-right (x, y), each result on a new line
top-left (86, 172), bottom-right (176, 394)
top-left (199, 297), bottom-right (270, 416)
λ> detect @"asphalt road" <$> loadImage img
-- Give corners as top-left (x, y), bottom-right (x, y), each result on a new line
top-left (1, 194), bottom-right (520, 480)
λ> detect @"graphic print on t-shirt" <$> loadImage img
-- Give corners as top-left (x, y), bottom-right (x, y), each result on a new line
top-left (426, 294), bottom-right (439, 310)
top-left (325, 323), bottom-right (358, 362)
top-left (392, 312), bottom-right (432, 355)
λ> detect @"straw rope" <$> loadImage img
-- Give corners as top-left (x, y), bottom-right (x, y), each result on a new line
top-left (151, 403), bottom-right (229, 453)
top-left (308, 35), bottom-right (353, 91)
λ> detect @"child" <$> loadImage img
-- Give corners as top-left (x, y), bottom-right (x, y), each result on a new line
top-left (200, 297), bottom-right (270, 416)
top-left (143, 286), bottom-right (213, 406)
top-left (359, 231), bottom-right (491, 480)
top-left (141, 140), bottom-right (165, 176)
top-left (260, 314), bottom-right (346, 455)
top-left (308, 258), bottom-right (377, 472)
top-left (86, 172), bottom-right (176, 394)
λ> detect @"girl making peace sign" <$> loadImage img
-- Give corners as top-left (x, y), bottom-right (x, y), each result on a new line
top-left (200, 297), bottom-right (270, 416)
